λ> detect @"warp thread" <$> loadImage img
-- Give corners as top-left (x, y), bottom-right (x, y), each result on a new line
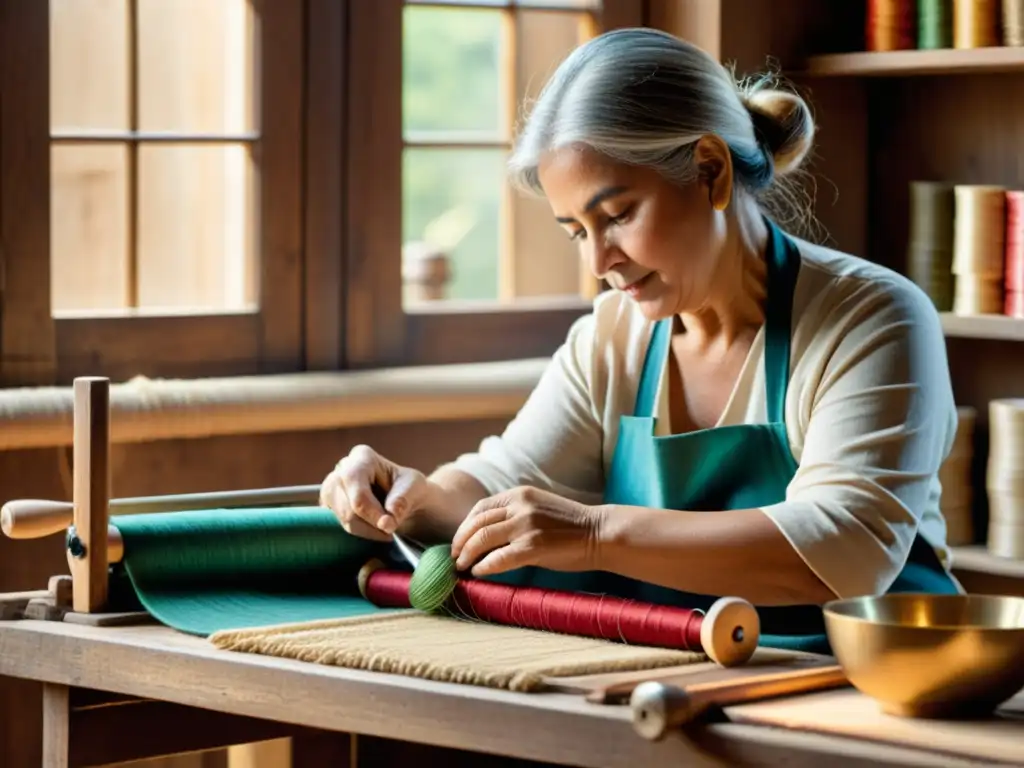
top-left (370, 562), bottom-right (707, 651)
top-left (987, 400), bottom-right (1024, 560)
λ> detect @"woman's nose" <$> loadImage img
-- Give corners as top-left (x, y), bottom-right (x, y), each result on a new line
top-left (585, 237), bottom-right (623, 279)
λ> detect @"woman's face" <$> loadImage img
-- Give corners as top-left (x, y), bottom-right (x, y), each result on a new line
top-left (537, 143), bottom-right (729, 320)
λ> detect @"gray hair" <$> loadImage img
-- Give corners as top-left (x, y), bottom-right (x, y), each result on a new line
top-left (508, 28), bottom-right (816, 224)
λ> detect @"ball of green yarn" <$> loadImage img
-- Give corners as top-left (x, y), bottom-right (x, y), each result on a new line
top-left (408, 544), bottom-right (458, 613)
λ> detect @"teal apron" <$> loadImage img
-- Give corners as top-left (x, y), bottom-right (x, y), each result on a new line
top-left (489, 218), bottom-right (959, 654)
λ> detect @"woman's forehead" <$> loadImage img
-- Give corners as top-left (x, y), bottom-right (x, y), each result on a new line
top-left (538, 148), bottom-right (666, 210)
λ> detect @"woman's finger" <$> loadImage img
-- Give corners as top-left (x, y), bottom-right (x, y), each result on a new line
top-left (341, 512), bottom-right (393, 542)
top-left (469, 538), bottom-right (535, 577)
top-left (453, 508), bottom-right (516, 570)
top-left (383, 468), bottom-right (424, 524)
top-left (321, 473), bottom-right (392, 542)
top-left (451, 503), bottom-right (504, 559)
top-left (336, 457), bottom-right (391, 532)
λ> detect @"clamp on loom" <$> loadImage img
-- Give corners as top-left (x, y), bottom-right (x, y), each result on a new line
top-left (0, 376), bottom-right (325, 623)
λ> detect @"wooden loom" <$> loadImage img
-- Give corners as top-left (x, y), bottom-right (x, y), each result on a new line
top-left (0, 376), bottom-right (328, 626)
top-left (0, 376), bottom-right (851, 746)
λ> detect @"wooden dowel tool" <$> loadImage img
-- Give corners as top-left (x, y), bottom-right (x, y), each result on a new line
top-left (629, 664), bottom-right (848, 741)
top-left (1, 485), bottom-right (322, 539)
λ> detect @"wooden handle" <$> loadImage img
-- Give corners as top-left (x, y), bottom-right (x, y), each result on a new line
top-left (1, 485), bottom-right (323, 540)
top-left (630, 665), bottom-right (848, 740)
top-left (1, 499), bottom-right (74, 538)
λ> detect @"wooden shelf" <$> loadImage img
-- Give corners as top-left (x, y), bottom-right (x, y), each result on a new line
top-left (802, 47), bottom-right (1024, 77)
top-left (951, 545), bottom-right (1024, 580)
top-left (940, 313), bottom-right (1024, 341)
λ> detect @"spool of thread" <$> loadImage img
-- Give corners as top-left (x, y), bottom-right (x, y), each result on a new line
top-left (952, 185), bottom-right (1006, 314)
top-left (954, 0), bottom-right (999, 47)
top-left (358, 560), bottom-right (761, 667)
top-left (940, 406), bottom-right (977, 546)
top-left (986, 400), bottom-right (1024, 559)
top-left (407, 544), bottom-right (459, 612)
top-left (1004, 0), bottom-right (1024, 45)
top-left (1005, 191), bottom-right (1024, 318)
top-left (907, 181), bottom-right (955, 311)
top-left (866, 0), bottom-right (916, 51)
top-left (919, 0), bottom-right (954, 48)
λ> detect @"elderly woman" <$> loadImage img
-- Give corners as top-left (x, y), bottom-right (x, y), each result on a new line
top-left (320, 28), bottom-right (961, 652)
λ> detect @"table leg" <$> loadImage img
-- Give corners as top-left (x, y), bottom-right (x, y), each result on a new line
top-left (42, 683), bottom-right (70, 768)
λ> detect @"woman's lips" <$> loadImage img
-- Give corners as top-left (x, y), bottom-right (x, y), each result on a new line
top-left (622, 272), bottom-right (654, 298)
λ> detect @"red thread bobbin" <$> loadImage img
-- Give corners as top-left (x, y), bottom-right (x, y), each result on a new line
top-left (357, 562), bottom-right (760, 668)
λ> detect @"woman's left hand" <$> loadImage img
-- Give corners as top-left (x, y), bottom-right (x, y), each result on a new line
top-left (450, 486), bottom-right (606, 576)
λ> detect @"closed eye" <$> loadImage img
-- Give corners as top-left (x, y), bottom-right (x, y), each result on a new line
top-left (567, 206), bottom-right (634, 242)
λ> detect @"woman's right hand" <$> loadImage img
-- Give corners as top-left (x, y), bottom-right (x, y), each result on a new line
top-left (319, 444), bottom-right (431, 541)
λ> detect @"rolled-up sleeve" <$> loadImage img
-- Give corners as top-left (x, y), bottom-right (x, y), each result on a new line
top-left (451, 311), bottom-right (606, 504)
top-left (759, 279), bottom-right (958, 598)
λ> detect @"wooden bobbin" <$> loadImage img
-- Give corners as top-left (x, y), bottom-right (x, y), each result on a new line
top-left (699, 596), bottom-right (760, 668)
top-left (356, 558), bottom-right (387, 600)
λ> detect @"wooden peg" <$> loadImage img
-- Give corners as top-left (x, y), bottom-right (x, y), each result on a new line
top-left (70, 377), bottom-right (111, 614)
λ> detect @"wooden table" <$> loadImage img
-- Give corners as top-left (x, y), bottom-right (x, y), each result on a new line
top-left (0, 619), bottom-right (1018, 768)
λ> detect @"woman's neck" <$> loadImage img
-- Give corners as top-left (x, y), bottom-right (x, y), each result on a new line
top-left (675, 198), bottom-right (769, 351)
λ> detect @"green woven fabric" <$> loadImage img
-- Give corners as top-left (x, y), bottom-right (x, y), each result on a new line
top-left (110, 507), bottom-right (396, 636)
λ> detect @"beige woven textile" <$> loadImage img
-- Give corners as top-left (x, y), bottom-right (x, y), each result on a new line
top-left (210, 611), bottom-right (704, 692)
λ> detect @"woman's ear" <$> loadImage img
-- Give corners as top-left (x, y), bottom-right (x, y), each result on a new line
top-left (694, 135), bottom-right (733, 212)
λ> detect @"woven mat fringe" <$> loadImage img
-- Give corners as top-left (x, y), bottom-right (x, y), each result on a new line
top-left (210, 611), bottom-right (705, 692)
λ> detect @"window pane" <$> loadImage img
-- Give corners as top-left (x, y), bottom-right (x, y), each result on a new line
top-left (50, 0), bottom-right (129, 131)
top-left (514, 0), bottom-right (598, 7)
top-left (510, 11), bottom-right (587, 297)
top-left (137, 0), bottom-right (256, 133)
top-left (403, 148), bottom-right (505, 303)
top-left (51, 144), bottom-right (130, 311)
top-left (403, 6), bottom-right (505, 138)
top-left (137, 144), bottom-right (257, 310)
top-left (405, 0), bottom-right (598, 7)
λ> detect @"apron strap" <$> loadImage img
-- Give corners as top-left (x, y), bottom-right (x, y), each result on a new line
top-left (633, 317), bottom-right (672, 419)
top-left (763, 219), bottom-right (800, 425)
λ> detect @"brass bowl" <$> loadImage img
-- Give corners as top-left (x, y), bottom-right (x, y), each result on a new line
top-left (823, 593), bottom-right (1024, 718)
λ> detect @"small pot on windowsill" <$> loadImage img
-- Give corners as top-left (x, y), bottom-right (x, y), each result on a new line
top-left (402, 241), bottom-right (452, 304)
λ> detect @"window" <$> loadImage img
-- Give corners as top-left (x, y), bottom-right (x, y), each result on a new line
top-left (0, 1), bottom-right (646, 386)
top-left (345, 0), bottom-right (644, 367)
top-left (0, 1), bottom-right (306, 384)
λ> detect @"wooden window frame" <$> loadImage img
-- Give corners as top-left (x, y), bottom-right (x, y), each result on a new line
top-left (0, 1), bottom-right (646, 385)
top-left (0, 0), bottom-right (316, 385)
top-left (344, 0), bottom-right (646, 369)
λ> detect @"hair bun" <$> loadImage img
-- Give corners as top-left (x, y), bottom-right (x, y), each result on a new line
top-left (741, 88), bottom-right (814, 176)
